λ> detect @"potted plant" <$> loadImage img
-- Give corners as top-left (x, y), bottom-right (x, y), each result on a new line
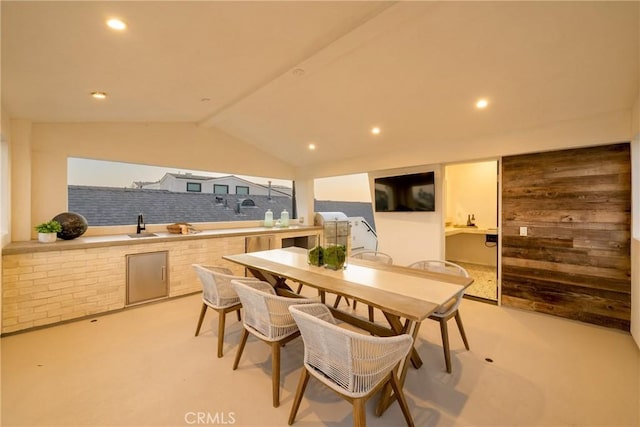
top-left (35, 220), bottom-right (62, 243)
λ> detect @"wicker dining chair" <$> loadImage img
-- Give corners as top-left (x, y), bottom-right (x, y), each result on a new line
top-left (407, 259), bottom-right (470, 373)
top-left (288, 303), bottom-right (414, 427)
top-left (230, 280), bottom-right (318, 408)
top-left (334, 250), bottom-right (394, 321)
top-left (192, 264), bottom-right (260, 358)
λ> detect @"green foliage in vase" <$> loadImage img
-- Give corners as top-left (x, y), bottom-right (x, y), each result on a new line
top-left (34, 220), bottom-right (62, 233)
top-left (324, 245), bottom-right (346, 270)
top-left (308, 246), bottom-right (324, 266)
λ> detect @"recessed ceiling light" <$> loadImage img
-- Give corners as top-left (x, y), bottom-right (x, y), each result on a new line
top-left (371, 127), bottom-right (381, 135)
top-left (91, 91), bottom-right (107, 99)
top-left (476, 99), bottom-right (489, 109)
top-left (308, 143), bottom-right (316, 150)
top-left (106, 18), bottom-right (127, 31)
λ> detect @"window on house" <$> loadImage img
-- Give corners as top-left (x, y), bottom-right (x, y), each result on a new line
top-left (241, 199), bottom-right (256, 207)
top-left (236, 186), bottom-right (250, 195)
top-left (186, 182), bottom-right (201, 192)
top-left (214, 184), bottom-right (229, 194)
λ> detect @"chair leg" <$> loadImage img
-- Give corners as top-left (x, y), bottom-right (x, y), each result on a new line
top-left (439, 319), bottom-right (452, 373)
top-left (333, 295), bottom-right (351, 308)
top-left (454, 311), bottom-right (470, 350)
top-left (353, 398), bottom-right (366, 427)
top-left (194, 303), bottom-right (208, 336)
top-left (272, 342), bottom-right (281, 407)
top-left (233, 328), bottom-right (249, 370)
top-left (368, 305), bottom-right (374, 322)
top-left (236, 308), bottom-right (241, 322)
top-left (333, 295), bottom-right (342, 308)
top-left (388, 370), bottom-right (415, 427)
top-left (296, 283), bottom-right (303, 294)
top-left (217, 311), bottom-right (227, 358)
top-left (288, 368), bottom-right (310, 425)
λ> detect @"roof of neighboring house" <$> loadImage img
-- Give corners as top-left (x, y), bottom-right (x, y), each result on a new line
top-left (68, 185), bottom-right (292, 226)
top-left (314, 200), bottom-right (375, 231)
top-left (152, 173), bottom-right (293, 196)
top-left (68, 186), bottom-right (375, 229)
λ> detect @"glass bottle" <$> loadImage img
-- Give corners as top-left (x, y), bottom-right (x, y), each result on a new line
top-left (280, 209), bottom-right (289, 227)
top-left (264, 209), bottom-right (273, 227)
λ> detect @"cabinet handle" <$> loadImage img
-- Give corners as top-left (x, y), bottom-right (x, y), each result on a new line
top-left (161, 266), bottom-right (166, 281)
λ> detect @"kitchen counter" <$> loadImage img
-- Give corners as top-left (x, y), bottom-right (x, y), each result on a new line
top-left (2, 225), bottom-right (322, 255)
top-left (445, 226), bottom-right (498, 237)
top-left (2, 224), bottom-right (322, 334)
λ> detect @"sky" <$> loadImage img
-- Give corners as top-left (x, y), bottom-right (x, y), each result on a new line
top-left (68, 157), bottom-right (371, 202)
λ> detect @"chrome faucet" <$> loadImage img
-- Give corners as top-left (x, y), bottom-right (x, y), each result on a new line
top-left (137, 214), bottom-right (146, 234)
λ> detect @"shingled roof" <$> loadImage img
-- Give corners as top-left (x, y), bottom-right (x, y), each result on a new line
top-left (68, 185), bottom-right (292, 226)
top-left (68, 186), bottom-right (376, 230)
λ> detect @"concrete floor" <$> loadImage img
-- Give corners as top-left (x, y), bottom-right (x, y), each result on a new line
top-left (2, 292), bottom-right (639, 427)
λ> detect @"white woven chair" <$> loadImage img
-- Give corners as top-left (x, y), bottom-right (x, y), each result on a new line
top-left (231, 280), bottom-right (318, 408)
top-left (288, 303), bottom-right (414, 427)
top-left (407, 259), bottom-right (470, 373)
top-left (192, 264), bottom-right (260, 358)
top-left (335, 250), bottom-right (394, 321)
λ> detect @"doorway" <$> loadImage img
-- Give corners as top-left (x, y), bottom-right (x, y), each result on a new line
top-left (444, 160), bottom-right (499, 302)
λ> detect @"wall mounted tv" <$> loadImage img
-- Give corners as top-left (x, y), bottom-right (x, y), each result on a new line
top-left (374, 171), bottom-right (435, 212)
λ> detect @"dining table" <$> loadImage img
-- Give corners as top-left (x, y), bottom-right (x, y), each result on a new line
top-left (223, 246), bottom-right (474, 415)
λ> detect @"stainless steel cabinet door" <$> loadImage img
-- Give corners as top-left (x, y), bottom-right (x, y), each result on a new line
top-left (126, 251), bottom-right (168, 305)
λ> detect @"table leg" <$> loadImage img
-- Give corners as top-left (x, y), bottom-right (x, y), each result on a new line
top-left (376, 319), bottom-right (422, 416)
top-left (246, 267), bottom-right (293, 291)
top-left (383, 312), bottom-right (423, 369)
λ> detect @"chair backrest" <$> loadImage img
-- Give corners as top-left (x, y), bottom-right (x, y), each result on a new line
top-left (231, 280), bottom-right (317, 342)
top-left (289, 303), bottom-right (413, 397)
top-left (407, 260), bottom-right (468, 315)
top-left (407, 260), bottom-right (469, 277)
top-left (192, 264), bottom-right (259, 308)
top-left (350, 250), bottom-right (393, 264)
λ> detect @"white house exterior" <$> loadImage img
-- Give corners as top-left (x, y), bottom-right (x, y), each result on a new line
top-left (138, 173), bottom-right (292, 196)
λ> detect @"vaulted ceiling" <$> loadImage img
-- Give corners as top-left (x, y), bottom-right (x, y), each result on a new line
top-left (2, 1), bottom-right (639, 170)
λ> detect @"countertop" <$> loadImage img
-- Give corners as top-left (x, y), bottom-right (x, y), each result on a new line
top-left (445, 226), bottom-right (498, 237)
top-left (2, 225), bottom-right (322, 255)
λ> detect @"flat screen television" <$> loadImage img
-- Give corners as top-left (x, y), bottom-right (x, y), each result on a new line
top-left (374, 171), bottom-right (435, 212)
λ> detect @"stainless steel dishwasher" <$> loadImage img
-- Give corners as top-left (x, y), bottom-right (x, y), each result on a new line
top-left (126, 251), bottom-right (169, 305)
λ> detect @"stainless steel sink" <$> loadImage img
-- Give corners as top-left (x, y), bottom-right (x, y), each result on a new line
top-left (127, 233), bottom-right (158, 238)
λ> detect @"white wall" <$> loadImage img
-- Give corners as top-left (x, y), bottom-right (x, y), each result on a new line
top-left (369, 164), bottom-right (444, 266)
top-left (16, 122), bottom-right (295, 240)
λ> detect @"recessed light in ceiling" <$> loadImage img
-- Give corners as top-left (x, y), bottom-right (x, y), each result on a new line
top-left (106, 18), bottom-right (127, 31)
top-left (91, 91), bottom-right (107, 100)
top-left (308, 143), bottom-right (316, 150)
top-left (371, 127), bottom-right (381, 135)
top-left (476, 99), bottom-right (489, 109)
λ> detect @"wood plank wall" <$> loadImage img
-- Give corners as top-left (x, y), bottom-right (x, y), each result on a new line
top-left (501, 143), bottom-right (631, 331)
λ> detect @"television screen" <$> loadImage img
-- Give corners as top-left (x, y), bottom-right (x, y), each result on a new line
top-left (374, 171), bottom-right (435, 212)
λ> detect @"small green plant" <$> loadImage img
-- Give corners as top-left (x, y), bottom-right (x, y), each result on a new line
top-left (323, 245), bottom-right (346, 270)
top-left (35, 220), bottom-right (62, 233)
top-left (308, 246), bottom-right (324, 266)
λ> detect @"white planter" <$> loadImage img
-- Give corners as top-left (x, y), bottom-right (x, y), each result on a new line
top-left (38, 232), bottom-right (58, 243)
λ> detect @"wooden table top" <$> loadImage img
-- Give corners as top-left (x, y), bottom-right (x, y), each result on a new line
top-left (223, 247), bottom-right (473, 322)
